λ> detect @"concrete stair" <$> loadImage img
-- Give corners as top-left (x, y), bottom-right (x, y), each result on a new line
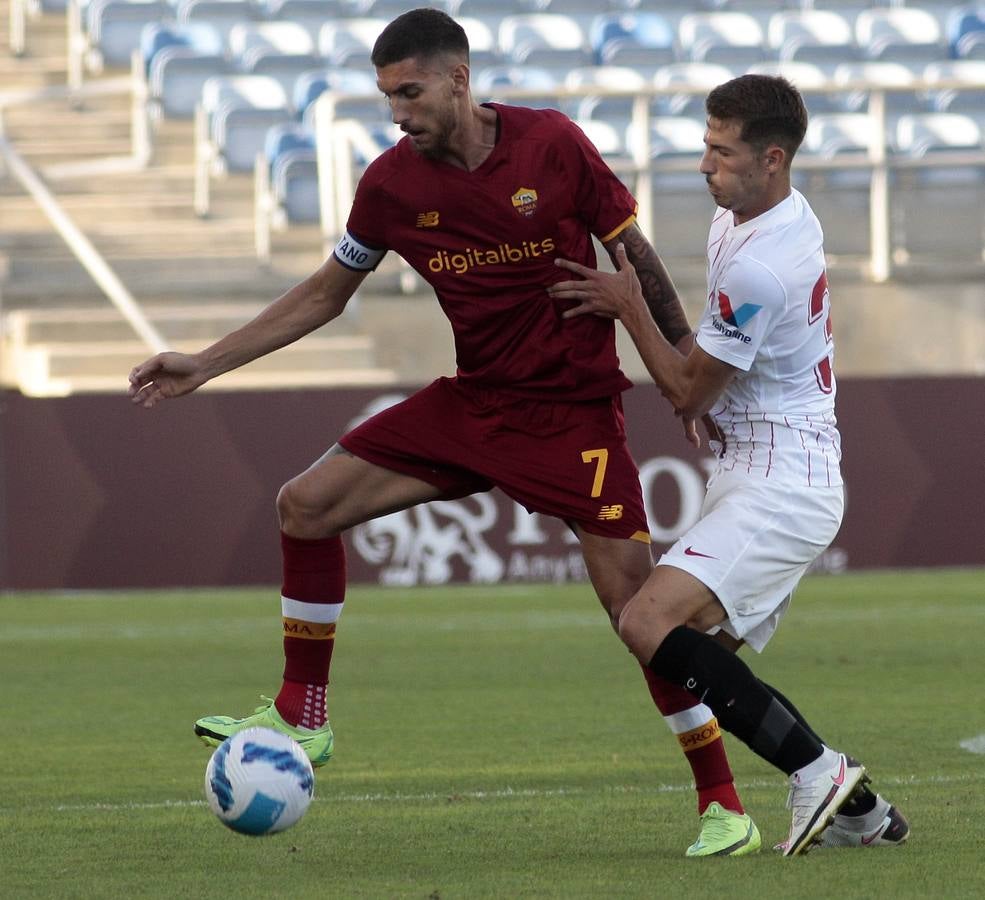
top-left (0, 0), bottom-right (403, 395)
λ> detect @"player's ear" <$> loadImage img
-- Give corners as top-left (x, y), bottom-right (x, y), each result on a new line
top-left (763, 144), bottom-right (786, 173)
top-left (451, 62), bottom-right (469, 95)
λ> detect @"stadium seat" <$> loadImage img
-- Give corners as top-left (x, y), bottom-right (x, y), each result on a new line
top-left (264, 122), bottom-right (320, 224)
top-left (652, 62), bottom-right (735, 119)
top-left (947, 5), bottom-right (985, 60)
top-left (832, 61), bottom-right (927, 125)
top-left (637, 116), bottom-right (710, 258)
top-left (318, 18), bottom-right (388, 68)
top-left (144, 22), bottom-right (234, 119)
top-left (855, 8), bottom-right (946, 66)
top-left (85, 0), bottom-right (173, 69)
top-left (799, 111), bottom-right (881, 258)
top-left (473, 65), bottom-right (563, 110)
top-left (891, 112), bottom-right (985, 259)
top-left (746, 60), bottom-right (840, 114)
top-left (573, 118), bottom-right (627, 159)
top-left (498, 14), bottom-right (594, 72)
top-left (177, 0), bottom-right (262, 47)
top-left (565, 65), bottom-right (647, 130)
top-left (229, 22), bottom-right (323, 94)
top-left (922, 59), bottom-right (985, 125)
top-left (587, 12), bottom-right (675, 71)
top-left (678, 11), bottom-right (768, 68)
top-left (360, 0), bottom-right (453, 16)
top-left (292, 66), bottom-right (379, 120)
top-left (140, 20), bottom-right (223, 75)
top-left (767, 10), bottom-right (858, 66)
top-left (458, 16), bottom-right (501, 71)
top-left (201, 74), bottom-right (294, 173)
top-left (894, 111), bottom-right (982, 157)
top-left (263, 0), bottom-right (348, 43)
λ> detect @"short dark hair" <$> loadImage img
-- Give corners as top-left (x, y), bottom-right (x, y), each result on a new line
top-left (371, 8), bottom-right (469, 68)
top-left (705, 74), bottom-right (809, 160)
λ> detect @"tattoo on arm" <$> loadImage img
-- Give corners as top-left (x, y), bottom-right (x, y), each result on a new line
top-left (611, 224), bottom-right (691, 346)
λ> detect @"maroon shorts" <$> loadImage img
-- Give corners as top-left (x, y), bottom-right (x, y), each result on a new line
top-left (338, 377), bottom-right (650, 541)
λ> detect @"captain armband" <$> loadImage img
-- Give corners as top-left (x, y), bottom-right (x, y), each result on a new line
top-left (333, 231), bottom-right (386, 271)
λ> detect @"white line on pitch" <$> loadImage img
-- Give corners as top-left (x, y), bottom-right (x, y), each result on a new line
top-left (24, 770), bottom-right (985, 815)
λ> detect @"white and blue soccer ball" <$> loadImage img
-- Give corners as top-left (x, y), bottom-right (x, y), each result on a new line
top-left (204, 727), bottom-right (314, 836)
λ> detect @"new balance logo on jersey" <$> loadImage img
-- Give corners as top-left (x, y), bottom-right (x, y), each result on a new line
top-left (717, 291), bottom-right (762, 328)
top-left (597, 505), bottom-right (624, 521)
top-left (416, 211), bottom-right (439, 228)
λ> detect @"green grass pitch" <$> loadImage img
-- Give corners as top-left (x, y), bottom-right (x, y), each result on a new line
top-left (2, 569), bottom-right (983, 899)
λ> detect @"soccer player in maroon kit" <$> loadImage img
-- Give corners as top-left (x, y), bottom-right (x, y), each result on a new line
top-left (129, 7), bottom-right (753, 856)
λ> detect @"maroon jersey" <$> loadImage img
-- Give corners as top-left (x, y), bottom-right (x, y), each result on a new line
top-left (341, 104), bottom-right (638, 401)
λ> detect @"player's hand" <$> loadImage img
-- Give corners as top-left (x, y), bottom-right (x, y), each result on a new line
top-left (548, 243), bottom-right (642, 320)
top-left (128, 351), bottom-right (208, 408)
top-left (681, 414), bottom-right (700, 449)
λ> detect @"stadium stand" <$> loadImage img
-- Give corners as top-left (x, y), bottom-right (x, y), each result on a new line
top-left (587, 11), bottom-right (676, 71)
top-left (472, 64), bottom-right (563, 109)
top-left (565, 64), bottom-right (647, 130)
top-left (766, 9), bottom-right (859, 67)
top-left (317, 17), bottom-right (387, 67)
top-left (677, 11), bottom-right (768, 67)
top-left (176, 0), bottom-right (262, 45)
top-left (497, 13), bottom-right (594, 72)
top-left (651, 61), bottom-right (736, 118)
top-left (855, 6), bottom-right (946, 65)
top-left (892, 111), bottom-right (985, 259)
top-left (143, 22), bottom-right (234, 119)
top-left (947, 4), bottom-right (985, 58)
top-left (229, 21), bottom-right (323, 93)
top-left (923, 58), bottom-right (985, 125)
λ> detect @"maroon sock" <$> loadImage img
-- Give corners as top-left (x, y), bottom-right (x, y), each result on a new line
top-left (275, 532), bottom-right (345, 729)
top-left (641, 665), bottom-right (743, 815)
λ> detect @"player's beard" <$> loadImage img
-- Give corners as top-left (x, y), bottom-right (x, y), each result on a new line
top-left (407, 104), bottom-right (457, 160)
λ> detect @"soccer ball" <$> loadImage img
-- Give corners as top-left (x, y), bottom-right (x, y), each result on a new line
top-left (204, 727), bottom-right (314, 835)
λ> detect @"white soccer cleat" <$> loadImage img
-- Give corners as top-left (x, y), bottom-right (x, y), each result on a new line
top-left (819, 795), bottom-right (910, 848)
top-left (783, 751), bottom-right (867, 857)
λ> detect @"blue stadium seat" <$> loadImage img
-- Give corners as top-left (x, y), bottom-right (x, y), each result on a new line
top-left (202, 74), bottom-right (294, 172)
top-left (263, 0), bottom-right (348, 43)
top-left (767, 9), bottom-right (858, 67)
top-left (652, 61), bottom-right (734, 119)
top-left (923, 59), bottom-right (985, 126)
top-left (565, 65), bottom-right (647, 130)
top-left (832, 61), bottom-right (928, 126)
top-left (678, 11), bottom-right (768, 68)
top-left (473, 65), bottom-right (563, 110)
top-left (746, 60), bottom-right (840, 114)
top-left (458, 16), bottom-right (501, 71)
top-left (947, 5), bottom-right (985, 59)
top-left (264, 122), bottom-right (320, 223)
top-left (855, 8), bottom-right (946, 66)
top-left (317, 18), bottom-right (388, 67)
top-left (498, 14), bottom-right (594, 72)
top-left (140, 21), bottom-right (224, 75)
top-left (573, 118), bottom-right (627, 159)
top-left (229, 21), bottom-right (323, 94)
top-left (144, 22), bottom-right (234, 118)
top-left (85, 0), bottom-right (173, 68)
top-left (292, 66), bottom-right (379, 119)
top-left (891, 112), bottom-right (985, 259)
top-left (588, 12), bottom-right (675, 71)
top-left (177, 0), bottom-right (262, 47)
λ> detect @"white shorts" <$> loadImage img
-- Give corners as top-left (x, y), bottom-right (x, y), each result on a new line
top-left (658, 467), bottom-right (844, 653)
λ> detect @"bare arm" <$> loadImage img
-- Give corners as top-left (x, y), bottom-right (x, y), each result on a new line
top-left (128, 256), bottom-right (368, 408)
top-left (603, 222), bottom-right (691, 349)
top-left (548, 243), bottom-right (736, 419)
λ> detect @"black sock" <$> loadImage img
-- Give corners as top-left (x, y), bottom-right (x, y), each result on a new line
top-left (648, 625), bottom-right (823, 776)
top-left (761, 680), bottom-right (877, 816)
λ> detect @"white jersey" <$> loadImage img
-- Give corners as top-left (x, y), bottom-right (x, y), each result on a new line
top-left (695, 189), bottom-right (842, 487)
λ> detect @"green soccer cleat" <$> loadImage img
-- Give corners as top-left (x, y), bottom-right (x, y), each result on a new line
top-left (194, 696), bottom-right (334, 767)
top-left (686, 802), bottom-right (762, 858)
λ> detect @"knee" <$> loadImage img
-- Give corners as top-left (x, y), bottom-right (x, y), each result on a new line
top-left (276, 478), bottom-right (334, 537)
top-left (616, 591), bottom-right (681, 664)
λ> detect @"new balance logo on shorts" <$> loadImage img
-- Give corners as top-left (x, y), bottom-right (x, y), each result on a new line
top-left (597, 505), bottom-right (624, 520)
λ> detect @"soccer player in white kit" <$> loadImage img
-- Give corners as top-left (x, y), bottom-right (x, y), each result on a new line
top-left (549, 74), bottom-right (908, 856)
